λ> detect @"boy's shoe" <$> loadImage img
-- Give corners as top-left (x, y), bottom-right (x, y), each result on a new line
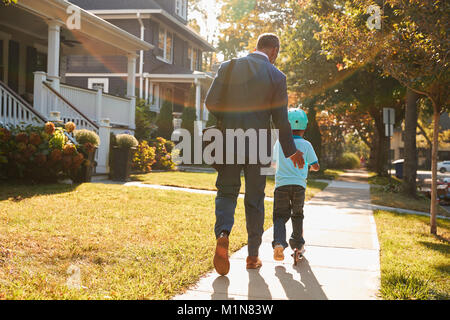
top-left (214, 232), bottom-right (230, 276)
top-left (292, 245), bottom-right (306, 266)
top-left (246, 256), bottom-right (263, 269)
top-left (273, 245), bottom-right (285, 261)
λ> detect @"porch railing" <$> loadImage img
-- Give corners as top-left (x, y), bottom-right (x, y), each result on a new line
top-left (42, 82), bottom-right (99, 134)
top-left (0, 80), bottom-right (46, 128)
top-left (59, 83), bottom-right (133, 129)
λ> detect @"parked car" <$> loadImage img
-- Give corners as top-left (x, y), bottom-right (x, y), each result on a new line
top-left (437, 161), bottom-right (450, 173)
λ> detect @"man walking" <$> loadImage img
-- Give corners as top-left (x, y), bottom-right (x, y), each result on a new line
top-left (205, 33), bottom-right (304, 276)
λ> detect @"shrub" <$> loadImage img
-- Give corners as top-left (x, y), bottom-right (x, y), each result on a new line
top-left (115, 134), bottom-right (139, 149)
top-left (181, 106), bottom-right (197, 134)
top-left (74, 129), bottom-right (100, 147)
top-left (0, 122), bottom-right (91, 182)
top-left (150, 137), bottom-right (176, 170)
top-left (135, 99), bottom-right (158, 141)
top-left (156, 100), bottom-right (174, 139)
top-left (337, 152), bottom-right (360, 169)
top-left (132, 141), bottom-right (156, 173)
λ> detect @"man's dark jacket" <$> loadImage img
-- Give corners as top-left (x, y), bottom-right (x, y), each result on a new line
top-left (205, 53), bottom-right (297, 161)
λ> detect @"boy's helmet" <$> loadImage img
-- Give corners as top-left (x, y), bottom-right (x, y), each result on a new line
top-left (288, 108), bottom-right (308, 130)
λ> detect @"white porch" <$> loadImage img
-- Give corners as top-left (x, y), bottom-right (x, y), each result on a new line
top-left (0, 0), bottom-right (151, 174)
top-left (145, 72), bottom-right (213, 129)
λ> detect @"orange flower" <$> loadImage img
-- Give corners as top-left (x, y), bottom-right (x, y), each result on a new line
top-left (44, 122), bottom-right (55, 135)
top-left (29, 133), bottom-right (42, 146)
top-left (50, 149), bottom-right (63, 162)
top-left (83, 142), bottom-right (95, 153)
top-left (65, 122), bottom-right (76, 133)
top-left (15, 132), bottom-right (29, 144)
top-left (62, 156), bottom-right (72, 169)
top-left (63, 144), bottom-right (77, 156)
top-left (71, 153), bottom-right (84, 169)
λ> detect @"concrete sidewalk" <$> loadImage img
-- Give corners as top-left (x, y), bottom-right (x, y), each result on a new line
top-left (174, 171), bottom-right (381, 300)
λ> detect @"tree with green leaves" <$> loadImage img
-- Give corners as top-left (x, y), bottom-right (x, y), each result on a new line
top-left (217, 0), bottom-right (289, 59)
top-left (279, 2), bottom-right (404, 174)
top-left (303, 0), bottom-right (449, 234)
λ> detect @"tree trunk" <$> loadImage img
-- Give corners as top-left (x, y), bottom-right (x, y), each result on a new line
top-left (370, 108), bottom-right (389, 176)
top-left (403, 89), bottom-right (419, 197)
top-left (430, 105), bottom-right (440, 235)
top-left (304, 105), bottom-right (322, 163)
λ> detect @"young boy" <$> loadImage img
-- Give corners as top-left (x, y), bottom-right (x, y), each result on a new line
top-left (272, 108), bottom-right (320, 263)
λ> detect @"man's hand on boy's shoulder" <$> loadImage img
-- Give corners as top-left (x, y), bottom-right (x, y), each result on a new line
top-left (289, 150), bottom-right (305, 169)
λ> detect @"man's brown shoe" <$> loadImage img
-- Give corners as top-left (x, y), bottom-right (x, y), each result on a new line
top-left (246, 256), bottom-right (263, 269)
top-left (214, 233), bottom-right (230, 276)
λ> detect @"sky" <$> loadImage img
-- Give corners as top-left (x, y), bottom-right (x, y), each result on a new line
top-left (189, 0), bottom-right (223, 45)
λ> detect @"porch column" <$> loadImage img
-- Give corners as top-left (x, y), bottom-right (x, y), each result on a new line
top-left (95, 88), bottom-right (103, 122)
top-left (33, 71), bottom-right (47, 115)
top-left (195, 79), bottom-right (202, 125)
top-left (127, 54), bottom-right (137, 130)
top-left (144, 76), bottom-right (149, 102)
top-left (127, 54), bottom-right (137, 98)
top-left (97, 119), bottom-right (111, 174)
top-left (47, 20), bottom-right (62, 91)
top-left (149, 81), bottom-right (154, 106)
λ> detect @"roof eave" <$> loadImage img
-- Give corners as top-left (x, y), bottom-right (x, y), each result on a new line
top-left (88, 9), bottom-right (216, 52)
top-left (18, 0), bottom-right (153, 53)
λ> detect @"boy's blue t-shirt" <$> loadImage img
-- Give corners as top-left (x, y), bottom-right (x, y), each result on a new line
top-left (273, 135), bottom-right (318, 189)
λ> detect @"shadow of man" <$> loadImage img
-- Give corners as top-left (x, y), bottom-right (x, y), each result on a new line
top-left (211, 276), bottom-right (234, 300)
top-left (247, 269), bottom-right (272, 300)
top-left (275, 259), bottom-right (328, 300)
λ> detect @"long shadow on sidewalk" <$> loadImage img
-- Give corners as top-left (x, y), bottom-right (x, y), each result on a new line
top-left (275, 260), bottom-right (328, 300)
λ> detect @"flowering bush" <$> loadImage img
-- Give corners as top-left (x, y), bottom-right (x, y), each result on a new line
top-left (132, 141), bottom-right (156, 173)
top-left (0, 122), bottom-right (97, 182)
top-left (116, 134), bottom-right (139, 149)
top-left (150, 137), bottom-right (176, 170)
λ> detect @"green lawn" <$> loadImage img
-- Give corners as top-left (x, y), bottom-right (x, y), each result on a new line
top-left (370, 180), bottom-right (449, 216)
top-left (374, 210), bottom-right (450, 300)
top-left (131, 171), bottom-right (328, 201)
top-left (0, 183), bottom-right (273, 299)
top-left (0, 179), bottom-right (328, 300)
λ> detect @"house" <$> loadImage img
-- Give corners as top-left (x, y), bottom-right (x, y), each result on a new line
top-left (390, 113), bottom-right (450, 169)
top-left (66, 0), bottom-right (216, 128)
top-left (0, 0), bottom-right (152, 173)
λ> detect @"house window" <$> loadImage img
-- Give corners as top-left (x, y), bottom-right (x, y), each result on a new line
top-left (150, 84), bottom-right (160, 112)
top-left (158, 27), bottom-right (174, 64)
top-left (175, 0), bottom-right (188, 20)
top-left (88, 78), bottom-right (109, 93)
top-left (188, 46), bottom-right (200, 71)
